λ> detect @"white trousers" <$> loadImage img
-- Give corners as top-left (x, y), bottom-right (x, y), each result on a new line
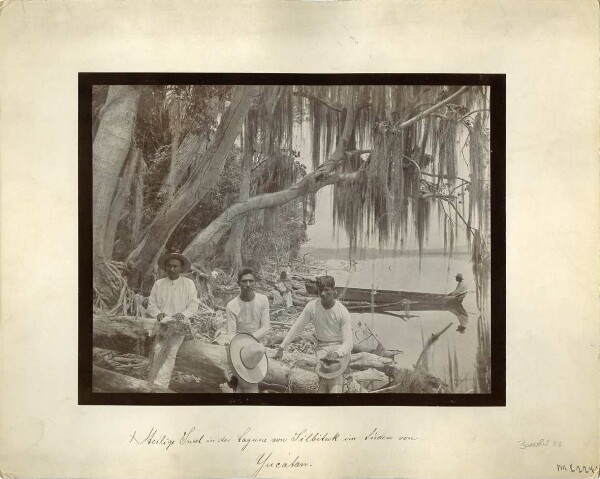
top-left (318, 374), bottom-right (344, 393)
top-left (151, 333), bottom-right (185, 388)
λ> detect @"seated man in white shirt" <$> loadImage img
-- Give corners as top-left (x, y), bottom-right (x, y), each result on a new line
top-left (448, 273), bottom-right (468, 297)
top-left (146, 253), bottom-right (199, 388)
top-left (274, 275), bottom-right (353, 393)
top-left (225, 267), bottom-right (270, 393)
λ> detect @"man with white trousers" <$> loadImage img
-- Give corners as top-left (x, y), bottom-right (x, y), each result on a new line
top-left (147, 252), bottom-right (199, 388)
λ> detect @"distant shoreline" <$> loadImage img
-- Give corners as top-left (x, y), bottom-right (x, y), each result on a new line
top-left (300, 246), bottom-right (471, 260)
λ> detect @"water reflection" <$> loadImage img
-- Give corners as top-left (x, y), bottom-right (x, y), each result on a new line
top-left (314, 254), bottom-right (491, 393)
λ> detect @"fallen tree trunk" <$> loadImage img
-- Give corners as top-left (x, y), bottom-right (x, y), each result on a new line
top-left (93, 314), bottom-right (156, 356)
top-left (93, 315), bottom-right (446, 393)
top-left (93, 347), bottom-right (227, 393)
top-left (93, 315), bottom-right (320, 392)
top-left (93, 366), bottom-right (174, 393)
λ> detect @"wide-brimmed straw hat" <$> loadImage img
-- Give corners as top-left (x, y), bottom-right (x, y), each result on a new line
top-left (158, 253), bottom-right (191, 273)
top-left (315, 346), bottom-right (350, 379)
top-left (229, 333), bottom-right (268, 384)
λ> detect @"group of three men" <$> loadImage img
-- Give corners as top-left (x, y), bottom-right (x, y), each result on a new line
top-left (147, 252), bottom-right (353, 393)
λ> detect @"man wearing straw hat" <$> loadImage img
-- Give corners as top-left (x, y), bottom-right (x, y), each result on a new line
top-left (274, 275), bottom-right (353, 393)
top-left (225, 267), bottom-right (270, 392)
top-left (147, 252), bottom-right (199, 388)
top-left (448, 273), bottom-right (468, 298)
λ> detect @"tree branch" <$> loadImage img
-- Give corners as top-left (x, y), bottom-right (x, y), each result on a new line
top-left (426, 189), bottom-right (476, 234)
top-left (293, 89), bottom-right (344, 112)
top-left (183, 91), bottom-right (359, 260)
top-left (458, 108), bottom-right (489, 123)
top-left (415, 323), bottom-right (453, 370)
top-left (396, 86), bottom-right (470, 130)
top-left (418, 170), bottom-right (471, 185)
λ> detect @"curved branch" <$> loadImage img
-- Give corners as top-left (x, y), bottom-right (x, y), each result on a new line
top-left (396, 86), bottom-right (470, 130)
top-left (448, 179), bottom-right (470, 196)
top-left (430, 191), bottom-right (476, 234)
top-left (183, 91), bottom-right (359, 261)
top-left (418, 170), bottom-right (471, 185)
top-left (457, 108), bottom-right (489, 123)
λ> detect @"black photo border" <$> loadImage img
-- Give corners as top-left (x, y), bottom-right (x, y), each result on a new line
top-left (79, 73), bottom-right (506, 406)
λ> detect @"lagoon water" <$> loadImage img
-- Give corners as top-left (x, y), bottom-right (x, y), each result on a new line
top-left (312, 252), bottom-right (490, 392)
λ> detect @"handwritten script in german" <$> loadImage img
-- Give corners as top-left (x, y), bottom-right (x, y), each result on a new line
top-left (129, 426), bottom-right (419, 477)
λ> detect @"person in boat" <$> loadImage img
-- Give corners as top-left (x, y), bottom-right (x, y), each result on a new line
top-left (274, 275), bottom-right (353, 393)
top-left (448, 273), bottom-right (468, 297)
top-left (276, 271), bottom-right (294, 312)
top-left (225, 267), bottom-right (270, 393)
top-left (147, 252), bottom-right (199, 388)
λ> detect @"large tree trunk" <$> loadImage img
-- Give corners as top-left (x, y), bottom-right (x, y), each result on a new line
top-left (221, 122), bottom-right (253, 275)
top-left (129, 85), bottom-right (260, 279)
top-left (104, 146), bottom-right (140, 260)
top-left (93, 85), bottom-right (141, 263)
top-left (183, 93), bottom-right (359, 262)
top-left (165, 98), bottom-right (182, 200)
top-left (93, 315), bottom-right (320, 392)
top-left (130, 153), bottom-right (146, 248)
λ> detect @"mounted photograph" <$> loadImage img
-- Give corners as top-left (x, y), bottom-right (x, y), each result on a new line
top-left (81, 74), bottom-right (504, 405)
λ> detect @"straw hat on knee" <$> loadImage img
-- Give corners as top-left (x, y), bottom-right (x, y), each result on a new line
top-left (315, 346), bottom-right (350, 379)
top-left (228, 333), bottom-right (268, 384)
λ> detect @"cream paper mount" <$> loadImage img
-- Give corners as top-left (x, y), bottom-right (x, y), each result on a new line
top-left (0, 1), bottom-right (598, 478)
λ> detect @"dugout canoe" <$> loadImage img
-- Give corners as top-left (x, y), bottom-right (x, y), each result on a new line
top-left (305, 281), bottom-right (465, 308)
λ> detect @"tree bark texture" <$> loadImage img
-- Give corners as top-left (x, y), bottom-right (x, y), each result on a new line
top-left (221, 122), bottom-right (253, 276)
top-left (93, 85), bottom-right (141, 263)
top-left (130, 85), bottom-right (260, 279)
top-left (104, 146), bottom-right (140, 260)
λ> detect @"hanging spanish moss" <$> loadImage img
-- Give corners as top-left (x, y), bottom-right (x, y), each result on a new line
top-left (221, 83), bottom-right (490, 303)
top-left (255, 86), bottom-right (295, 158)
top-left (328, 85), bottom-right (489, 271)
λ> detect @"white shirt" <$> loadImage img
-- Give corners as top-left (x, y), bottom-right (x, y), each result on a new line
top-left (280, 299), bottom-right (353, 357)
top-left (147, 276), bottom-right (199, 319)
top-left (450, 281), bottom-right (468, 296)
top-left (226, 293), bottom-right (270, 340)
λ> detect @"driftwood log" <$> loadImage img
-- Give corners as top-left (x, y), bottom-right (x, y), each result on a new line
top-left (348, 368), bottom-right (390, 390)
top-left (415, 322), bottom-right (454, 370)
